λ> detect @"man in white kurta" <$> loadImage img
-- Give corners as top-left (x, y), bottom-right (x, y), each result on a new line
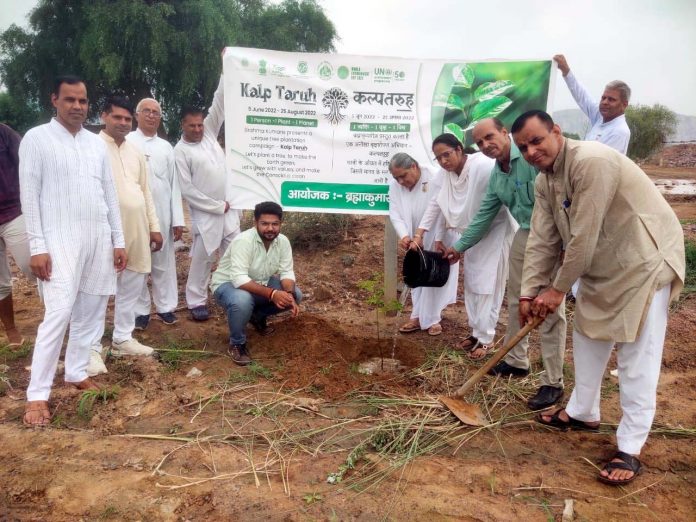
top-left (127, 98), bottom-right (185, 328)
top-left (175, 74), bottom-right (241, 321)
top-left (19, 77), bottom-right (126, 425)
top-left (416, 150), bottom-right (517, 353)
top-left (99, 97), bottom-right (162, 359)
top-left (388, 153), bottom-right (457, 335)
top-left (553, 54), bottom-right (631, 154)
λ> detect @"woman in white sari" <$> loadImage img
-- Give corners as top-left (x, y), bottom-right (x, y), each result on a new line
top-left (388, 153), bottom-right (458, 336)
top-left (413, 134), bottom-right (517, 358)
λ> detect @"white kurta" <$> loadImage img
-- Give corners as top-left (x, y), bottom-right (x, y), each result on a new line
top-left (19, 119), bottom-right (125, 312)
top-left (420, 153), bottom-right (517, 294)
top-left (388, 165), bottom-right (458, 328)
top-left (174, 76), bottom-right (241, 256)
top-left (127, 129), bottom-right (185, 314)
top-left (564, 71), bottom-right (630, 154)
top-left (419, 153), bottom-right (516, 343)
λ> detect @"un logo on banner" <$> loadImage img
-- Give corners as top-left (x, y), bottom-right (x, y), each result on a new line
top-left (322, 88), bottom-right (349, 125)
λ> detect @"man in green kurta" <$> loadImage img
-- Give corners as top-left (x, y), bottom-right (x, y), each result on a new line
top-left (512, 110), bottom-right (685, 486)
top-left (446, 118), bottom-right (566, 410)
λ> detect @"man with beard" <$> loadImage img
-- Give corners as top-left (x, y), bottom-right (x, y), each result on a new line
top-left (211, 201), bottom-right (301, 366)
top-left (20, 76), bottom-right (127, 425)
top-left (445, 118), bottom-right (567, 410)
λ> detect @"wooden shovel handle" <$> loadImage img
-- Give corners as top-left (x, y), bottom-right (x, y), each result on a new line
top-left (452, 315), bottom-right (544, 398)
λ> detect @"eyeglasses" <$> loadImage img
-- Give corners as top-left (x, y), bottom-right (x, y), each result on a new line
top-left (138, 108), bottom-right (161, 118)
top-left (434, 148), bottom-right (457, 163)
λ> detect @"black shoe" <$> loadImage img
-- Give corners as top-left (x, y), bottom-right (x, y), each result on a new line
top-left (134, 315), bottom-right (150, 331)
top-left (156, 312), bottom-right (178, 325)
top-left (488, 361), bottom-right (529, 377)
top-left (249, 315), bottom-right (275, 336)
top-left (527, 385), bottom-right (564, 410)
top-left (190, 306), bottom-right (209, 321)
top-left (228, 343), bottom-right (252, 366)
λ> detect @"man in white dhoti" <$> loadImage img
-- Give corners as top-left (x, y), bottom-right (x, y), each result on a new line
top-left (20, 76), bottom-right (127, 426)
top-left (175, 73), bottom-right (241, 321)
top-left (128, 98), bottom-right (185, 329)
top-left (413, 134), bottom-right (517, 358)
top-left (513, 110), bottom-right (684, 486)
top-left (388, 153), bottom-right (457, 336)
top-left (99, 96), bottom-right (162, 361)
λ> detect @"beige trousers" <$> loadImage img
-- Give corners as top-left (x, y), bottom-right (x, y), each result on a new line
top-left (503, 228), bottom-right (567, 387)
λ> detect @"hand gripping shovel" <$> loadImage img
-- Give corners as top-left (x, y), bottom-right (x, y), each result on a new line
top-left (440, 316), bottom-right (544, 426)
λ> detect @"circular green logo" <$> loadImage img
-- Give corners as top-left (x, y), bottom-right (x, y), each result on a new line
top-left (337, 66), bottom-right (349, 80)
top-left (298, 61), bottom-right (308, 74)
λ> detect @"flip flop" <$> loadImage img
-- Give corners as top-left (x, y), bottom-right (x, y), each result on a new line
top-left (8, 337), bottom-right (25, 348)
top-left (427, 323), bottom-right (442, 336)
top-left (598, 451), bottom-right (641, 485)
top-left (399, 321), bottom-right (420, 334)
top-left (535, 408), bottom-right (600, 432)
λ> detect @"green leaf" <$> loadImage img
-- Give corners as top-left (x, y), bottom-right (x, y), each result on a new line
top-left (433, 93), bottom-right (467, 111)
top-left (451, 64), bottom-right (474, 88)
top-left (470, 96), bottom-right (513, 122)
top-left (444, 122), bottom-right (464, 142)
top-left (474, 80), bottom-right (514, 101)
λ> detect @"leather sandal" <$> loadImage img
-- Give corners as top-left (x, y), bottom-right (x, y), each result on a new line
top-left (67, 378), bottom-right (101, 391)
top-left (459, 335), bottom-right (479, 351)
top-left (598, 451), bottom-right (641, 485)
top-left (468, 342), bottom-right (491, 360)
top-left (536, 408), bottom-right (599, 432)
top-left (399, 320), bottom-right (420, 334)
top-left (23, 401), bottom-right (51, 427)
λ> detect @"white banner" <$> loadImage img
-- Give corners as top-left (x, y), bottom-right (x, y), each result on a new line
top-left (223, 47), bottom-right (554, 214)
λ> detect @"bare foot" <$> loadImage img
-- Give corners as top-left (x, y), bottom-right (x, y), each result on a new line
top-left (23, 401), bottom-right (51, 427)
top-left (599, 451), bottom-right (641, 484)
top-left (68, 378), bottom-right (101, 391)
top-left (468, 344), bottom-right (490, 360)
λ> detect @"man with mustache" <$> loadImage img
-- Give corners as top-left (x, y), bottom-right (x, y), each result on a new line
top-left (445, 118), bottom-right (567, 410)
top-left (19, 76), bottom-right (127, 425)
top-left (553, 54), bottom-right (631, 154)
top-left (98, 96), bottom-right (162, 364)
top-left (512, 110), bottom-right (684, 486)
top-left (211, 201), bottom-right (301, 366)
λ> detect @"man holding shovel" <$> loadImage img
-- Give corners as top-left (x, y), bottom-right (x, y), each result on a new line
top-left (445, 118), bottom-right (567, 410)
top-left (512, 110), bottom-right (684, 486)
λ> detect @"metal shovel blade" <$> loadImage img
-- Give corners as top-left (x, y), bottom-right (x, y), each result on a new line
top-left (439, 396), bottom-right (488, 426)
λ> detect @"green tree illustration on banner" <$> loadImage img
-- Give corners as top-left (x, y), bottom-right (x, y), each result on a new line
top-left (431, 61), bottom-right (552, 147)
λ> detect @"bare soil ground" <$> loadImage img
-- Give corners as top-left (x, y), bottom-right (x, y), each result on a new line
top-left (1, 169), bottom-right (695, 521)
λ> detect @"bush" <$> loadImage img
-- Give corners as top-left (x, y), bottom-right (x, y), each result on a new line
top-left (685, 240), bottom-right (696, 293)
top-left (625, 104), bottom-right (677, 161)
top-left (241, 211), bottom-right (353, 251)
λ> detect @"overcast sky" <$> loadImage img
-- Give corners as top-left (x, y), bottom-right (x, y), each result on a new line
top-left (2, 0), bottom-right (694, 115)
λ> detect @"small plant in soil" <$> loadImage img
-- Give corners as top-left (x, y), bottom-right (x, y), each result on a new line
top-left (301, 491), bottom-right (323, 505)
top-left (247, 361), bottom-right (273, 379)
top-left (226, 370), bottom-right (257, 384)
top-left (0, 342), bottom-right (31, 362)
top-left (77, 386), bottom-right (119, 420)
top-left (357, 272), bottom-right (403, 368)
top-left (327, 444), bottom-right (367, 484)
top-left (157, 338), bottom-right (214, 371)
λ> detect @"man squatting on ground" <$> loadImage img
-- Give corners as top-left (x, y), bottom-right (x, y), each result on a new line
top-left (19, 76), bottom-right (127, 426)
top-left (0, 122), bottom-right (33, 347)
top-left (94, 96), bottom-right (162, 371)
top-left (175, 73), bottom-right (241, 322)
top-left (128, 97), bottom-right (185, 329)
top-left (388, 153), bottom-right (457, 337)
top-left (413, 134), bottom-right (517, 358)
top-left (513, 110), bottom-right (685, 486)
top-left (444, 118), bottom-right (567, 411)
top-left (211, 202), bottom-right (301, 366)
